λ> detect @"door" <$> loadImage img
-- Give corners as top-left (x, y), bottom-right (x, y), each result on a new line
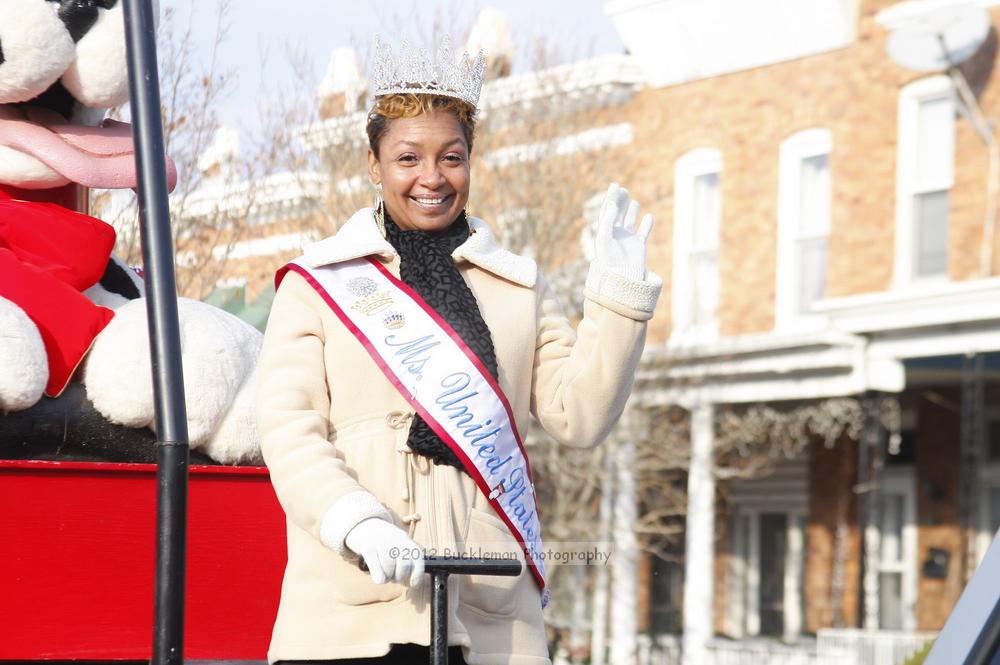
top-left (879, 472), bottom-right (917, 631)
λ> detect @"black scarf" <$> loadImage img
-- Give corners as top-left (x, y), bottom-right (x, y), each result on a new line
top-left (383, 209), bottom-right (499, 470)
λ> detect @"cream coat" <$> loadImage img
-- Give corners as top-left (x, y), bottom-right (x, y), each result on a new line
top-left (257, 209), bottom-right (661, 664)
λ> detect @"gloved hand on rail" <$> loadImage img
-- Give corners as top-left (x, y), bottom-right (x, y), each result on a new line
top-left (345, 517), bottom-right (426, 587)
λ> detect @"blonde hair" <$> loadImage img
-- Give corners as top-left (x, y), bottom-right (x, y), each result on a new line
top-left (366, 93), bottom-right (477, 158)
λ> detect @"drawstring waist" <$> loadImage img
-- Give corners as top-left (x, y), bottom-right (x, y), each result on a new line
top-left (387, 410), bottom-right (426, 538)
top-left (401, 451), bottom-right (430, 537)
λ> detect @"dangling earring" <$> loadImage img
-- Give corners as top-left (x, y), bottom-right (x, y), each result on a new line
top-left (462, 206), bottom-right (474, 235)
top-left (373, 182), bottom-right (386, 238)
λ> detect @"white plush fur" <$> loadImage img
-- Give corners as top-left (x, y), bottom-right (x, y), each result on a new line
top-left (0, 296), bottom-right (48, 412)
top-left (0, 0), bottom-right (75, 103)
top-left (0, 0), bottom-right (263, 464)
top-left (319, 490), bottom-right (394, 558)
top-left (82, 283), bottom-right (129, 310)
top-left (0, 0), bottom-right (131, 188)
top-left (81, 256), bottom-right (145, 309)
top-left (457, 216), bottom-right (537, 287)
top-left (200, 363), bottom-right (262, 465)
top-left (305, 208), bottom-right (539, 287)
top-left (83, 297), bottom-right (263, 464)
top-left (0, 144), bottom-right (70, 188)
top-left (585, 262), bottom-right (663, 320)
top-left (61, 3), bottom-right (129, 108)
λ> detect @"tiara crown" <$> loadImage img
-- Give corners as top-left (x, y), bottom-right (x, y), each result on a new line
top-left (370, 35), bottom-right (486, 108)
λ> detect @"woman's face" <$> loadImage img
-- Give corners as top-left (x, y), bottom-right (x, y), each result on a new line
top-left (368, 109), bottom-right (471, 232)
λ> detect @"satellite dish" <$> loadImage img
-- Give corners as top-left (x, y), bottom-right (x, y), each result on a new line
top-left (878, 1), bottom-right (990, 72)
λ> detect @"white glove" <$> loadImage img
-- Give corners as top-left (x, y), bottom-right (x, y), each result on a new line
top-left (594, 182), bottom-right (654, 281)
top-left (344, 517), bottom-right (425, 587)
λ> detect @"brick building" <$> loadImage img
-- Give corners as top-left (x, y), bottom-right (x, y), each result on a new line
top-left (169, 1), bottom-right (1000, 663)
top-left (608, 0), bottom-right (1000, 663)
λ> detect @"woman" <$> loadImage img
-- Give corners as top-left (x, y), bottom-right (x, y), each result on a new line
top-left (257, 37), bottom-right (661, 665)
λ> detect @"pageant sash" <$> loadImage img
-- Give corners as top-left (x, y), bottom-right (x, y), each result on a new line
top-left (277, 256), bottom-right (549, 605)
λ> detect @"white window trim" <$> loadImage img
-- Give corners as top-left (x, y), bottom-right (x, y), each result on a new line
top-left (893, 75), bottom-right (955, 289)
top-left (878, 470), bottom-right (919, 632)
top-left (725, 513), bottom-right (748, 637)
top-left (784, 512), bottom-right (806, 642)
top-left (671, 147), bottom-right (722, 343)
top-left (977, 467), bottom-right (1000, 564)
top-left (580, 191), bottom-right (606, 264)
top-left (776, 128), bottom-right (833, 332)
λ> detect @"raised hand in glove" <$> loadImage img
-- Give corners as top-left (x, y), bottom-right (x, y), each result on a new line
top-left (593, 182), bottom-right (654, 281)
top-left (345, 517), bottom-right (425, 587)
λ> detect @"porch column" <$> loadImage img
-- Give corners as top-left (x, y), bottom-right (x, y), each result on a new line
top-left (859, 393), bottom-right (885, 630)
top-left (960, 353), bottom-right (985, 582)
top-left (682, 402), bottom-right (715, 665)
top-left (590, 451), bottom-right (615, 665)
top-left (610, 438), bottom-right (638, 665)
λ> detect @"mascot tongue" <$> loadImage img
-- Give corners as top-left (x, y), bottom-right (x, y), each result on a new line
top-left (0, 108), bottom-right (178, 191)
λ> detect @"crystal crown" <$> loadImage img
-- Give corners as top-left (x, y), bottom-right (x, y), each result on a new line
top-left (370, 35), bottom-right (486, 108)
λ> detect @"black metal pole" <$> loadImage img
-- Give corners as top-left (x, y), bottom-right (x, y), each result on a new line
top-left (856, 391), bottom-right (876, 629)
top-left (121, 2), bottom-right (191, 664)
top-left (422, 557), bottom-right (520, 665)
top-left (358, 556), bottom-right (521, 665)
top-left (431, 571), bottom-right (449, 665)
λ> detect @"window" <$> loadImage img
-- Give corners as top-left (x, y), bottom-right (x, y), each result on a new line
top-left (672, 148), bottom-right (722, 341)
top-left (724, 455), bottom-right (809, 640)
top-left (649, 557), bottom-right (683, 635)
top-left (894, 76), bottom-right (955, 285)
top-left (776, 129), bottom-right (832, 329)
top-left (726, 507), bottom-right (806, 640)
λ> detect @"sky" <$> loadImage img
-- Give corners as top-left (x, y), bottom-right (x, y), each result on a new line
top-left (165, 0), bottom-right (626, 136)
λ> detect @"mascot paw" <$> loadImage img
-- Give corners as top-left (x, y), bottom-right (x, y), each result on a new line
top-left (198, 363), bottom-right (263, 465)
top-left (0, 297), bottom-right (49, 412)
top-left (83, 297), bottom-right (263, 462)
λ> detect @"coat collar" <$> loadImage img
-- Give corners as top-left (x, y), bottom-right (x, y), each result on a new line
top-left (302, 208), bottom-right (537, 288)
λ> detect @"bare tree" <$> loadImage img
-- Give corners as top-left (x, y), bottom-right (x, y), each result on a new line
top-left (92, 0), bottom-right (270, 299)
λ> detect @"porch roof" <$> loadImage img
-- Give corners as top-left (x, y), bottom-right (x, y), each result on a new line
top-left (636, 278), bottom-right (1000, 407)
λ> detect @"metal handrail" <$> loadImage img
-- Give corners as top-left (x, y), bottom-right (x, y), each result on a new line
top-left (121, 2), bottom-right (191, 664)
top-left (361, 555), bottom-right (522, 665)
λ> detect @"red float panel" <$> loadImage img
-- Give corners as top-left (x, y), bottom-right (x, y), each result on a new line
top-left (0, 459), bottom-right (286, 660)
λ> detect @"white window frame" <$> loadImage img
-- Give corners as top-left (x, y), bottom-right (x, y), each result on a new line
top-left (672, 148), bottom-right (722, 343)
top-left (893, 75), bottom-right (955, 288)
top-left (878, 470), bottom-right (918, 632)
top-left (977, 467), bottom-right (1000, 564)
top-left (579, 191), bottom-right (606, 264)
top-left (775, 128), bottom-right (833, 331)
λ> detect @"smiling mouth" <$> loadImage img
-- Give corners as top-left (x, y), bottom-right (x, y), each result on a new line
top-left (411, 194), bottom-right (452, 208)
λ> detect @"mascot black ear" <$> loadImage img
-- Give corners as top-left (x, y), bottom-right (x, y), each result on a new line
top-left (0, 0), bottom-right (75, 103)
top-left (61, 0), bottom-right (130, 109)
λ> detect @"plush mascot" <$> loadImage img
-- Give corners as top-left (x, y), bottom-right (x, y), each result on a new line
top-left (0, 0), bottom-right (261, 465)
